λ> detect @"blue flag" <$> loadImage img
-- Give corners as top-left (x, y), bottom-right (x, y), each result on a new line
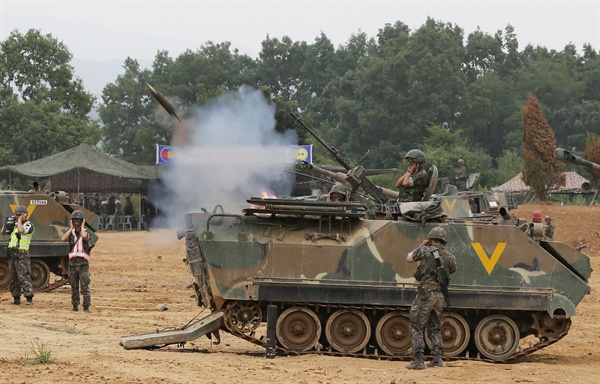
top-left (156, 145), bottom-right (172, 164)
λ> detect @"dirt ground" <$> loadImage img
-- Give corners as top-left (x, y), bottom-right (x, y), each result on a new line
top-left (0, 202), bottom-right (599, 384)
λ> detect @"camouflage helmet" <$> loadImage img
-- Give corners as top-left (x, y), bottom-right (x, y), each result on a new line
top-left (427, 227), bottom-right (447, 244)
top-left (405, 149), bottom-right (426, 164)
top-left (545, 216), bottom-right (552, 222)
top-left (15, 205), bottom-right (27, 215)
top-left (71, 210), bottom-right (85, 220)
top-left (458, 159), bottom-right (465, 165)
top-left (329, 182), bottom-right (347, 197)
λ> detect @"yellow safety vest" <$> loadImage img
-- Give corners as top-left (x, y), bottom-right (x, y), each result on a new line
top-left (8, 221), bottom-right (34, 251)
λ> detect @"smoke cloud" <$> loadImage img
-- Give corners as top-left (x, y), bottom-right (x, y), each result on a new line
top-left (152, 86), bottom-right (297, 229)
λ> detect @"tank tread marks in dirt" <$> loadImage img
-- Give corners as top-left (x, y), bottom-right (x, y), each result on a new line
top-left (0, 190), bottom-right (99, 291)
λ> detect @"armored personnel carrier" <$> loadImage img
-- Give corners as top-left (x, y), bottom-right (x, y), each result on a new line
top-left (120, 109), bottom-right (590, 362)
top-left (0, 190), bottom-right (99, 291)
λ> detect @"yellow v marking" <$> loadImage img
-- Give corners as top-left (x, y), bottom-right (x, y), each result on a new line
top-left (471, 242), bottom-right (507, 275)
top-left (444, 199), bottom-right (457, 210)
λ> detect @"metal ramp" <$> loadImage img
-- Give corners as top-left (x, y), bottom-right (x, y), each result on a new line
top-left (119, 311), bottom-right (223, 350)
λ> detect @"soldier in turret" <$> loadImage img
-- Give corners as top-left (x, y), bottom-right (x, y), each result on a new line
top-left (405, 227), bottom-right (457, 370)
top-left (396, 149), bottom-right (429, 202)
top-left (454, 159), bottom-right (467, 191)
top-left (327, 182), bottom-right (348, 202)
top-left (544, 216), bottom-right (554, 239)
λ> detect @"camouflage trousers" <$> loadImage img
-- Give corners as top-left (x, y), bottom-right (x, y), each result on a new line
top-left (69, 259), bottom-right (91, 307)
top-left (409, 287), bottom-right (445, 357)
top-left (7, 249), bottom-right (34, 299)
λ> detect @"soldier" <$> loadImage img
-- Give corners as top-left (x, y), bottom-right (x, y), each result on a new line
top-left (454, 159), bottom-right (467, 191)
top-left (395, 149), bottom-right (429, 202)
top-left (61, 210), bottom-right (92, 313)
top-left (544, 216), bottom-right (554, 239)
top-left (327, 182), bottom-right (348, 202)
top-left (1, 205), bottom-right (35, 305)
top-left (405, 227), bottom-right (457, 370)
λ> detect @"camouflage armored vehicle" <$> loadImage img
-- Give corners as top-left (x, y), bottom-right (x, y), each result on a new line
top-left (0, 190), bottom-right (99, 291)
top-left (120, 109), bottom-right (590, 362)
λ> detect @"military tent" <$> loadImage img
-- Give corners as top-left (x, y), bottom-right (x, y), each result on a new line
top-left (0, 144), bottom-right (158, 193)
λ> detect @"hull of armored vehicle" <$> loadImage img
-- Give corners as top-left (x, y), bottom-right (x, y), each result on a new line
top-left (0, 191), bottom-right (99, 291)
top-left (176, 198), bottom-right (590, 361)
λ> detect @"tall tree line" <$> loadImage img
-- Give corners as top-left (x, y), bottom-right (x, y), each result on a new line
top-left (3, 19), bottom-right (600, 189)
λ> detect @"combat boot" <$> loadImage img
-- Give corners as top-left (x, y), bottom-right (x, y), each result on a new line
top-left (83, 306), bottom-right (90, 313)
top-left (406, 354), bottom-right (426, 370)
top-left (13, 297), bottom-right (20, 305)
top-left (25, 297), bottom-right (33, 306)
top-left (73, 305), bottom-right (78, 312)
top-left (427, 356), bottom-right (444, 368)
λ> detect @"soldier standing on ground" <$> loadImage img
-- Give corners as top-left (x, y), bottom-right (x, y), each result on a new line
top-left (61, 210), bottom-right (92, 313)
top-left (405, 227), bottom-right (457, 370)
top-left (2, 205), bottom-right (35, 305)
top-left (454, 159), bottom-right (467, 191)
top-left (396, 149), bottom-right (429, 202)
top-left (544, 216), bottom-right (554, 239)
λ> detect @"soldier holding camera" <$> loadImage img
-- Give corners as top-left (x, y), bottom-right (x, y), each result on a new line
top-left (1, 205), bottom-right (35, 305)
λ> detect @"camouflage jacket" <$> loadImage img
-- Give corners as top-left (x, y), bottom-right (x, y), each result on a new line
top-left (397, 167), bottom-right (429, 202)
top-left (409, 244), bottom-right (457, 287)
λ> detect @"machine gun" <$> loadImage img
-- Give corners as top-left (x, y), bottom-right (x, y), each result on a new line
top-left (290, 112), bottom-right (389, 206)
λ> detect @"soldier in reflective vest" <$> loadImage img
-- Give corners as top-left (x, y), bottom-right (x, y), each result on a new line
top-left (61, 210), bottom-right (92, 313)
top-left (1, 205), bottom-right (35, 305)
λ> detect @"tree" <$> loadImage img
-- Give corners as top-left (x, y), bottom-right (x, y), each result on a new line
top-left (584, 132), bottom-right (600, 189)
top-left (521, 93), bottom-right (564, 200)
top-left (0, 29), bottom-right (100, 164)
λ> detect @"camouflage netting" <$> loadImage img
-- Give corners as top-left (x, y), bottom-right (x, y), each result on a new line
top-left (0, 144), bottom-right (158, 193)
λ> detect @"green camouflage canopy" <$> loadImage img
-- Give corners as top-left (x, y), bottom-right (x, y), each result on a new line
top-left (0, 144), bottom-right (158, 193)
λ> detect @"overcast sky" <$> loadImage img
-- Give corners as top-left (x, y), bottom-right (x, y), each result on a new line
top-left (2, 0), bottom-right (600, 95)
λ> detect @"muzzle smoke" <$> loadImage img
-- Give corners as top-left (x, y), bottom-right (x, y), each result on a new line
top-left (152, 86), bottom-right (297, 229)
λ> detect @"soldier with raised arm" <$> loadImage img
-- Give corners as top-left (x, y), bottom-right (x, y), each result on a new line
top-left (405, 227), bottom-right (457, 370)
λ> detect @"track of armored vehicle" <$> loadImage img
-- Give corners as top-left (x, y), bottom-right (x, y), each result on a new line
top-left (121, 196), bottom-right (589, 363)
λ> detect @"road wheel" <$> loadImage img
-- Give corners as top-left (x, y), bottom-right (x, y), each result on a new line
top-left (474, 314), bottom-right (520, 360)
top-left (276, 307), bottom-right (321, 352)
top-left (325, 309), bottom-right (371, 353)
top-left (375, 311), bottom-right (411, 355)
top-left (30, 259), bottom-right (50, 291)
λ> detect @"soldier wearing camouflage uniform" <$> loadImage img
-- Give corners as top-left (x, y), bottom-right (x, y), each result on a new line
top-left (454, 159), bottom-right (467, 191)
top-left (61, 210), bottom-right (92, 313)
top-left (2, 205), bottom-right (35, 305)
top-left (396, 149), bottom-right (429, 202)
top-left (544, 216), bottom-right (554, 240)
top-left (405, 227), bottom-right (457, 370)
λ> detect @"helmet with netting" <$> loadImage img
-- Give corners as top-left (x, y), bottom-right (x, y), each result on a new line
top-left (427, 227), bottom-right (447, 244)
top-left (71, 210), bottom-right (85, 220)
top-left (329, 182), bottom-right (347, 198)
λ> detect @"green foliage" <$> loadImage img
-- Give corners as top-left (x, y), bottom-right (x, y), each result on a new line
top-left (496, 149), bottom-right (524, 185)
top-left (0, 29), bottom-right (100, 164)
top-left (25, 339), bottom-right (54, 364)
top-left (521, 93), bottom-right (564, 200)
